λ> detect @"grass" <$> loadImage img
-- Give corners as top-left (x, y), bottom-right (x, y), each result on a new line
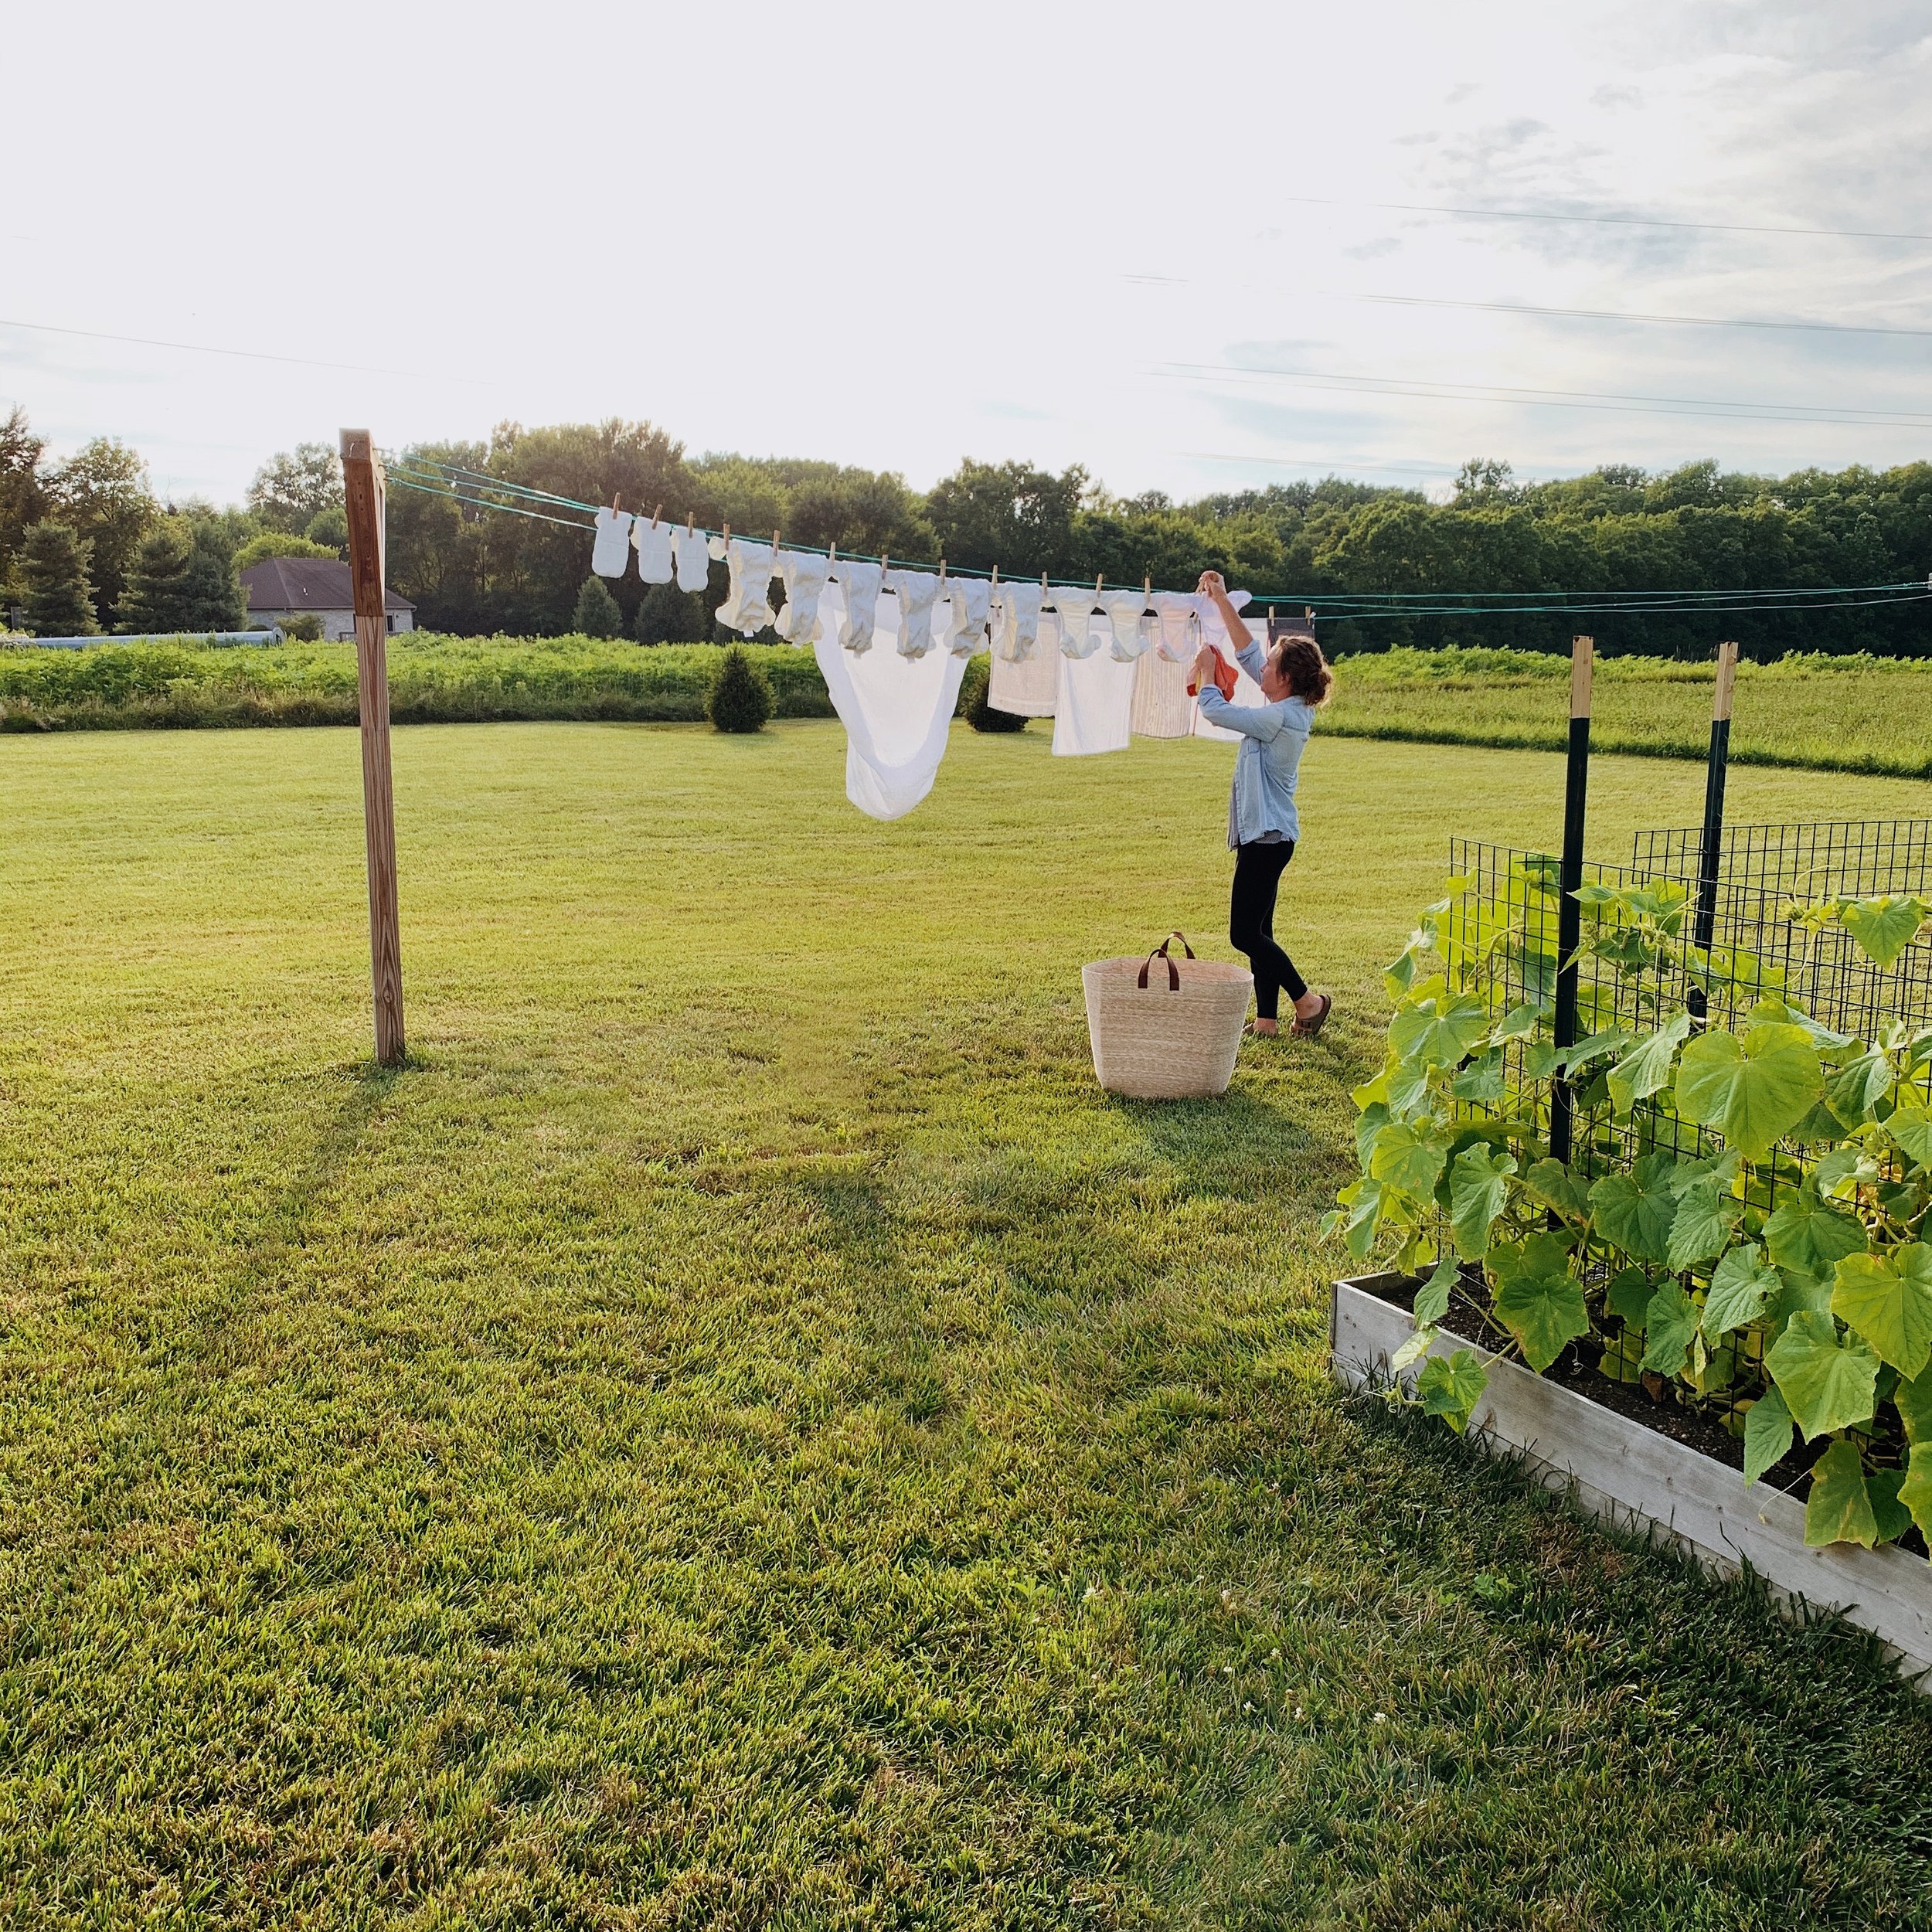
top-left (5, 719), bottom-right (1932, 1928)
top-left (1324, 648), bottom-right (1932, 778)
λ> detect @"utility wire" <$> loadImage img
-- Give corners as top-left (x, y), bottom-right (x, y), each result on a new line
top-left (0, 316), bottom-right (483, 383)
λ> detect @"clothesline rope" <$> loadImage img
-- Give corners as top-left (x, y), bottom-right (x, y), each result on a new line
top-left (377, 454), bottom-right (1932, 618)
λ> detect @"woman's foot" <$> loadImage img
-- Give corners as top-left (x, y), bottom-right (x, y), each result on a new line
top-left (1250, 1016), bottom-right (1281, 1038)
top-left (1290, 992), bottom-right (1332, 1037)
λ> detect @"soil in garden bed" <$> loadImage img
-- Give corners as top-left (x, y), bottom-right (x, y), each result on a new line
top-left (1368, 1270), bottom-right (1819, 1496)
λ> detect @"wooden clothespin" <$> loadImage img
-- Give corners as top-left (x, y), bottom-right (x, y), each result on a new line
top-left (939, 556), bottom-right (947, 587)
top-left (685, 510), bottom-right (694, 536)
top-left (828, 539), bottom-right (837, 570)
top-left (880, 553), bottom-right (889, 577)
top-left (611, 490), bottom-right (623, 514)
top-left (723, 522), bottom-right (732, 544)
top-left (651, 502), bottom-right (662, 527)
top-left (1094, 572), bottom-right (1104, 596)
top-left (1143, 573), bottom-right (1151, 604)
top-left (771, 528), bottom-right (781, 560)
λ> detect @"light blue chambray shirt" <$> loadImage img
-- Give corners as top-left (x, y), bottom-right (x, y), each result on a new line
top-left (1196, 636), bottom-right (1315, 850)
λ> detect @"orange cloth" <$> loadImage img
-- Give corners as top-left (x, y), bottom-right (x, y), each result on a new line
top-left (1186, 648), bottom-right (1239, 702)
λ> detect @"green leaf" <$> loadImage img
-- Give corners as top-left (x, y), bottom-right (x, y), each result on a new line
top-left (1386, 1055), bottom-right (1432, 1119)
top-left (1804, 1438), bottom-right (1879, 1549)
top-left (1886, 1106), bottom-right (1932, 1172)
top-left (1825, 1048), bottom-right (1893, 1128)
top-left (1815, 1145), bottom-right (1877, 1202)
top-left (1451, 1048), bottom-right (1508, 1104)
top-left (1490, 1002), bottom-right (1546, 1044)
top-left (1743, 1386), bottom-right (1794, 1486)
top-left (1667, 1177), bottom-right (1742, 1274)
top-left (1607, 1266), bottom-right (1654, 1329)
top-left (1703, 1243), bottom-right (1780, 1338)
top-left (1831, 1243), bottom-right (1932, 1379)
top-left (1607, 1009), bottom-right (1693, 1117)
top-left (1389, 1325), bottom-right (1437, 1373)
top-left (1899, 1442), bottom-right (1932, 1540)
top-left (1447, 1144), bottom-right (1516, 1261)
top-left (1354, 1101), bottom-right (1391, 1175)
top-left (1389, 992), bottom-right (1493, 1069)
top-left (1869, 1468), bottom-right (1912, 1546)
top-left (1334, 1176), bottom-right (1393, 1262)
top-left (1674, 1022), bottom-right (1825, 1158)
top-left (1769, 1265), bottom-right (1836, 1325)
top-left (1522, 1157), bottom-right (1592, 1224)
top-left (1413, 1253), bottom-right (1457, 1328)
top-left (1639, 1281), bottom-right (1700, 1378)
top-left (1764, 1189), bottom-right (1867, 1277)
top-left (1894, 1366), bottom-right (1932, 1446)
top-left (1766, 1311), bottom-right (1879, 1440)
top-left (1490, 1232), bottom-right (1590, 1372)
top-left (1590, 1152), bottom-right (1680, 1266)
top-left (1416, 1349), bottom-right (1487, 1434)
top-left (1369, 1119), bottom-right (1452, 1199)
top-left (1838, 894), bottom-right (1928, 971)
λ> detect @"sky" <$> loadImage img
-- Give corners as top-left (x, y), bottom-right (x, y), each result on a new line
top-left (5, 0), bottom-right (1930, 508)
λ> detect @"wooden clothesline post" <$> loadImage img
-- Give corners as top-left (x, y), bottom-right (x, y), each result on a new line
top-left (339, 429), bottom-right (406, 1066)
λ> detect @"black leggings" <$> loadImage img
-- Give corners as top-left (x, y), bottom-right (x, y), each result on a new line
top-left (1230, 839), bottom-right (1307, 1021)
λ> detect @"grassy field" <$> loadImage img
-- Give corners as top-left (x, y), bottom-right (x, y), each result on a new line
top-left (5, 636), bottom-right (1930, 783)
top-left (1324, 648), bottom-right (1932, 777)
top-left (5, 719), bottom-right (1932, 1928)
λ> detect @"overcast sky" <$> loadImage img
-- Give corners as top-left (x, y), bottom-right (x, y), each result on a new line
top-left (6, 0), bottom-right (1929, 506)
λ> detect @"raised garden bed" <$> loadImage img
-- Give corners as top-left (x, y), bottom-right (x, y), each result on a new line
top-left (1332, 1270), bottom-right (1932, 1684)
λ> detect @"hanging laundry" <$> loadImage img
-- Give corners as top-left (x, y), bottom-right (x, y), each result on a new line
top-left (1101, 588), bottom-right (1155, 662)
top-left (716, 538), bottom-right (779, 634)
top-left (669, 526), bottom-right (713, 593)
top-left (591, 506), bottom-right (634, 578)
top-left (1193, 617), bottom-right (1269, 741)
top-left (634, 516), bottom-right (675, 584)
top-left (1053, 645), bottom-right (1137, 757)
top-left (815, 583), bottom-right (968, 821)
top-left (883, 568), bottom-right (941, 658)
top-left (1051, 588), bottom-right (1104, 658)
top-left (1131, 644), bottom-right (1196, 738)
top-left (988, 645), bottom-right (1058, 716)
top-left (990, 581), bottom-right (1045, 661)
top-left (830, 557), bottom-right (885, 651)
top-left (773, 549), bottom-right (832, 645)
top-left (937, 578), bottom-right (992, 655)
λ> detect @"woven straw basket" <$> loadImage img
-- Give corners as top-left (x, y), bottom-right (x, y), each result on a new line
top-left (1082, 932), bottom-right (1253, 1100)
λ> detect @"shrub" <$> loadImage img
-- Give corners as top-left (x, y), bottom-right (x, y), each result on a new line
top-left (233, 531), bottom-right (336, 574)
top-left (636, 580), bottom-right (704, 646)
top-left (707, 643), bottom-right (774, 733)
top-left (118, 527), bottom-right (193, 633)
top-left (277, 613), bottom-right (325, 641)
top-left (958, 655), bottom-right (1026, 733)
top-left (571, 574), bottom-right (623, 640)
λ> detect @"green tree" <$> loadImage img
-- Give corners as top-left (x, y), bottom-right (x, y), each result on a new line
top-left (44, 437), bottom-right (155, 614)
top-left (117, 526), bottom-right (193, 633)
top-left (0, 405), bottom-right (47, 586)
top-left (635, 580), bottom-right (704, 645)
top-left (304, 505), bottom-right (349, 553)
top-left (20, 520), bottom-right (97, 636)
top-left (926, 459), bottom-right (1085, 576)
top-left (958, 655), bottom-right (1025, 733)
top-left (571, 573), bottom-right (623, 638)
top-left (707, 643), bottom-right (773, 733)
top-left (233, 531), bottom-right (336, 573)
top-left (248, 444), bottom-right (343, 535)
top-left (178, 529), bottom-right (244, 632)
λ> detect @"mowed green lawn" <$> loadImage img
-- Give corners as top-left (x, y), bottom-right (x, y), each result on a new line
top-left (5, 719), bottom-right (1932, 1930)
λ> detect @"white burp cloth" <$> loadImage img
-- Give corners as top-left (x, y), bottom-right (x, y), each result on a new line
top-left (1131, 644), bottom-right (1194, 737)
top-left (1102, 588), bottom-right (1155, 662)
top-left (1050, 591), bottom-right (1103, 658)
top-left (814, 583), bottom-right (968, 821)
top-left (830, 558), bottom-right (884, 651)
top-left (1053, 644), bottom-right (1136, 757)
top-left (670, 527), bottom-right (713, 592)
top-left (990, 581), bottom-right (1045, 660)
top-left (988, 641), bottom-right (1058, 716)
top-left (634, 518), bottom-right (675, 584)
top-left (1151, 591), bottom-right (1204, 662)
top-left (591, 506), bottom-right (634, 578)
top-left (716, 538), bottom-right (778, 634)
top-left (883, 568), bottom-right (941, 658)
top-left (773, 549), bottom-right (832, 645)
top-left (937, 578), bottom-right (992, 655)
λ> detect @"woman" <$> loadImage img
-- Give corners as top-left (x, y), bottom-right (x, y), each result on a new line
top-left (1192, 570), bottom-right (1333, 1038)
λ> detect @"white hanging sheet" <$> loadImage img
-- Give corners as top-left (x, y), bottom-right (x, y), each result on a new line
top-left (814, 583), bottom-right (967, 821)
top-left (988, 645), bottom-right (1057, 716)
top-left (1053, 645), bottom-right (1137, 757)
top-left (1131, 645), bottom-right (1194, 738)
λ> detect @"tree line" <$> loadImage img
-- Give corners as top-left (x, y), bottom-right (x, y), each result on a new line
top-left (5, 405), bottom-right (1927, 656)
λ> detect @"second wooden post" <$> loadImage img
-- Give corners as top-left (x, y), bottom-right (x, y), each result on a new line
top-left (339, 428), bottom-right (406, 1066)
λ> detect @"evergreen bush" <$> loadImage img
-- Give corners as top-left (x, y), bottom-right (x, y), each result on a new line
top-left (572, 574), bottom-right (624, 639)
top-left (707, 642), bottom-right (774, 733)
top-left (636, 580), bottom-right (704, 646)
top-left (21, 522), bottom-right (97, 636)
top-left (118, 527), bottom-right (193, 634)
top-left (178, 532), bottom-right (244, 632)
top-left (959, 655), bottom-right (1026, 732)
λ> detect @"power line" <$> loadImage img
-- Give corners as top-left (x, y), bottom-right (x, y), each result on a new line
top-left (0, 316), bottom-right (485, 384)
top-left (1162, 361), bottom-right (1932, 431)
top-left (1275, 193), bottom-right (1932, 247)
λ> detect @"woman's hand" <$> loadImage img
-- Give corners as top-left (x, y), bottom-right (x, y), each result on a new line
top-left (1191, 645), bottom-right (1221, 689)
top-left (1196, 570), bottom-right (1226, 598)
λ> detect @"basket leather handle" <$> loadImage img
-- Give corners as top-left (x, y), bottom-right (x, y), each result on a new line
top-left (1136, 930), bottom-right (1197, 992)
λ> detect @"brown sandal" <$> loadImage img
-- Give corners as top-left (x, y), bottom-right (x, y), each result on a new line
top-left (1290, 993), bottom-right (1332, 1038)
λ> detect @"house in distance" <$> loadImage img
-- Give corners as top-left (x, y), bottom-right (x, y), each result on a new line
top-left (240, 557), bottom-right (416, 641)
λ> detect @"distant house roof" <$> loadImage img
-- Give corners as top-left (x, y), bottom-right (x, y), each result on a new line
top-left (240, 557), bottom-right (414, 614)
